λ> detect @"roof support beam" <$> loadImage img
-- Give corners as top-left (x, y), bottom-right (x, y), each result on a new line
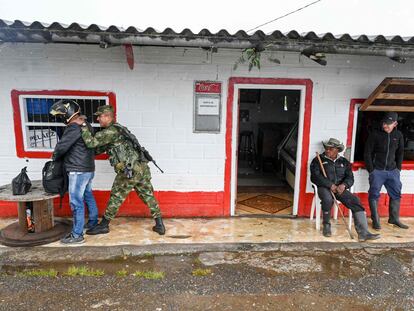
top-left (363, 106), bottom-right (414, 112)
top-left (376, 93), bottom-right (414, 100)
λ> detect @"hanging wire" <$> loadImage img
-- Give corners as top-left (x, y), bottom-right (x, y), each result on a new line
top-left (247, 0), bottom-right (322, 33)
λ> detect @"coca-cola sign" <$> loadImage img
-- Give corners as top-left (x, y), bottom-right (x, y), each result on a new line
top-left (195, 81), bottom-right (222, 94)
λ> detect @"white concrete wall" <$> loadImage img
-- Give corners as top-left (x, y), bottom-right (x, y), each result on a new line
top-left (0, 42), bottom-right (413, 194)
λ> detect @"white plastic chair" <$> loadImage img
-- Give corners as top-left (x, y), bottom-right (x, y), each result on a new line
top-left (310, 183), bottom-right (352, 232)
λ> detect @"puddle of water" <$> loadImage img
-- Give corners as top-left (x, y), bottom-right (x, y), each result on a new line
top-left (198, 250), bottom-right (380, 278)
top-left (2, 249), bottom-right (413, 280)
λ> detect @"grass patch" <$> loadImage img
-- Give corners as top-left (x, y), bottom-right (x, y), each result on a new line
top-left (142, 252), bottom-right (153, 258)
top-left (193, 257), bottom-right (202, 265)
top-left (132, 270), bottom-right (165, 280)
top-left (192, 268), bottom-right (212, 277)
top-left (18, 269), bottom-right (58, 277)
top-left (64, 266), bottom-right (105, 277)
top-left (116, 269), bottom-right (128, 277)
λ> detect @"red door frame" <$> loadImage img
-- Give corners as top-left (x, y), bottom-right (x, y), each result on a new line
top-left (224, 77), bottom-right (313, 216)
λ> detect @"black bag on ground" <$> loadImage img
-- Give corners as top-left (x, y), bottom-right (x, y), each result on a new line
top-left (42, 160), bottom-right (68, 208)
top-left (12, 167), bottom-right (32, 195)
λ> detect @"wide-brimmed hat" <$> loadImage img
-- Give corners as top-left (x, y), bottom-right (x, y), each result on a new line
top-left (322, 138), bottom-right (344, 152)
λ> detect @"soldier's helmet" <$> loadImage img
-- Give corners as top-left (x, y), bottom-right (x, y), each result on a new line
top-left (50, 99), bottom-right (81, 124)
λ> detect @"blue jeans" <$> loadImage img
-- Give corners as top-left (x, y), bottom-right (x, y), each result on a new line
top-left (68, 172), bottom-right (98, 237)
top-left (368, 169), bottom-right (402, 201)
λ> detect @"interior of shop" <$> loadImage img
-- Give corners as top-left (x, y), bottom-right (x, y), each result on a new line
top-left (235, 88), bottom-right (300, 216)
top-left (353, 111), bottom-right (414, 162)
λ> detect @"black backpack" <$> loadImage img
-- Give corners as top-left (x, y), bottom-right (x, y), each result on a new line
top-left (42, 160), bottom-right (68, 208)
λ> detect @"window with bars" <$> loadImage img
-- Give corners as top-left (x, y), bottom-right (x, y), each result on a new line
top-left (11, 90), bottom-right (116, 158)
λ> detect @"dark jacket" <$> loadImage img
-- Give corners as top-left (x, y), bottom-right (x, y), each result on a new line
top-left (53, 122), bottom-right (95, 172)
top-left (364, 128), bottom-right (404, 173)
top-left (310, 153), bottom-right (354, 189)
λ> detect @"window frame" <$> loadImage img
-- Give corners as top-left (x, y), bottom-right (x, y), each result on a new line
top-left (347, 98), bottom-right (414, 171)
top-left (11, 89), bottom-right (116, 159)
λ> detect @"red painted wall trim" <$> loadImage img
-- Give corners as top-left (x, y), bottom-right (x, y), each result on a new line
top-left (347, 98), bottom-right (414, 171)
top-left (11, 89), bottom-right (116, 159)
top-left (303, 192), bottom-right (414, 217)
top-left (225, 77), bottom-right (313, 217)
top-left (346, 98), bottom-right (364, 148)
top-left (2, 190), bottom-right (413, 218)
top-left (0, 191), bottom-right (224, 218)
top-left (352, 161), bottom-right (414, 171)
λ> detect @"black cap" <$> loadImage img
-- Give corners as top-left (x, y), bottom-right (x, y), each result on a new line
top-left (382, 112), bottom-right (398, 125)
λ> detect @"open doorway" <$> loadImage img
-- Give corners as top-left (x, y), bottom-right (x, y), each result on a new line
top-left (235, 88), bottom-right (300, 216)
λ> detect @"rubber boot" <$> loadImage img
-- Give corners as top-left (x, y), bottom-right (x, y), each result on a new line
top-left (388, 199), bottom-right (409, 229)
top-left (86, 216), bottom-right (110, 235)
top-left (369, 199), bottom-right (381, 230)
top-left (152, 217), bottom-right (165, 235)
top-left (353, 211), bottom-right (380, 242)
top-left (322, 211), bottom-right (331, 237)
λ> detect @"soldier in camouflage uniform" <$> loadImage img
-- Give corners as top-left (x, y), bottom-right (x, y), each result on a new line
top-left (76, 105), bottom-right (165, 235)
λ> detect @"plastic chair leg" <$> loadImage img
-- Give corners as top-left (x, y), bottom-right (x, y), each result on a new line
top-left (315, 197), bottom-right (321, 231)
top-left (333, 202), bottom-right (339, 220)
top-left (310, 196), bottom-right (315, 220)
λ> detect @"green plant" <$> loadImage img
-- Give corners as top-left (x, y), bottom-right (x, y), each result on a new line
top-left (18, 269), bottom-right (58, 277)
top-left (142, 252), bottom-right (153, 258)
top-left (233, 47), bottom-right (262, 71)
top-left (192, 268), bottom-right (212, 277)
top-left (64, 266), bottom-right (104, 277)
top-left (132, 270), bottom-right (165, 280)
top-left (116, 269), bottom-right (128, 277)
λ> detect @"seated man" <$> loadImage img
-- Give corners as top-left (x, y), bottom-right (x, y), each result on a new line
top-left (310, 138), bottom-right (380, 242)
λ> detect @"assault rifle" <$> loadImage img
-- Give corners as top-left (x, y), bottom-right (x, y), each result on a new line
top-left (140, 147), bottom-right (164, 173)
top-left (114, 123), bottom-right (164, 173)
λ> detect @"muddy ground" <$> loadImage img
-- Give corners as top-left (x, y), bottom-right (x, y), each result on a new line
top-left (0, 246), bottom-right (413, 310)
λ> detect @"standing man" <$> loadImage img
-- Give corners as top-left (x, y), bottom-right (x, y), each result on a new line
top-left (50, 99), bottom-right (98, 244)
top-left (310, 138), bottom-right (380, 241)
top-left (364, 112), bottom-right (408, 230)
top-left (76, 105), bottom-right (165, 236)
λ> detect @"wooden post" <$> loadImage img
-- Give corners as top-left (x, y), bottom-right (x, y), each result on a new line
top-left (17, 202), bottom-right (27, 233)
top-left (33, 199), bottom-right (54, 233)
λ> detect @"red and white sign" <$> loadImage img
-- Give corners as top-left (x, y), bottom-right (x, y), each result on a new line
top-left (195, 81), bottom-right (222, 94)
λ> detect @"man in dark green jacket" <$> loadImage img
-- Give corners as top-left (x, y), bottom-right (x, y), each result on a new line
top-left (76, 105), bottom-right (165, 236)
top-left (311, 138), bottom-right (379, 241)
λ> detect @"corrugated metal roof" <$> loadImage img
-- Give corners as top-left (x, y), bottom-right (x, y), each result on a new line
top-left (1, 19), bottom-right (413, 45)
top-left (1, 19), bottom-right (414, 59)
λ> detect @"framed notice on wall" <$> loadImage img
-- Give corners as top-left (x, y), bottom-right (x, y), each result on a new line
top-left (193, 81), bottom-right (222, 133)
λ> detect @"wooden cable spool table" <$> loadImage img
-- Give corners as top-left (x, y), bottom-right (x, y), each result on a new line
top-left (0, 180), bottom-right (71, 246)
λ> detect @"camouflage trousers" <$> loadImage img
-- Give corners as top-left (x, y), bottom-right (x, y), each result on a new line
top-left (104, 162), bottom-right (161, 220)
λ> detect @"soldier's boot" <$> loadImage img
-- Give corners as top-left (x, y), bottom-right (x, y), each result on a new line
top-left (388, 199), bottom-right (409, 229)
top-left (369, 199), bottom-right (381, 230)
top-left (354, 211), bottom-right (381, 242)
top-left (86, 216), bottom-right (110, 235)
top-left (152, 217), bottom-right (165, 235)
top-left (322, 211), bottom-right (332, 237)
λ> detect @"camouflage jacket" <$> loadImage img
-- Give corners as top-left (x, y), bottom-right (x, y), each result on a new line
top-left (81, 122), bottom-right (143, 173)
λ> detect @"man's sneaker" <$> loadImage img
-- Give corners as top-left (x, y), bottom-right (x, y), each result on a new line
top-left (84, 221), bottom-right (98, 230)
top-left (60, 233), bottom-right (85, 244)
